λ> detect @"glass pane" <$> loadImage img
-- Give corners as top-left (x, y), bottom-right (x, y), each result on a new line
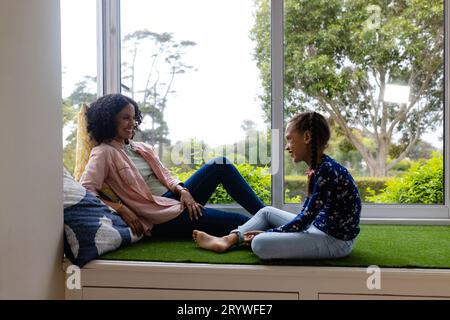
top-left (61, 0), bottom-right (98, 175)
top-left (120, 0), bottom-right (271, 205)
top-left (279, 0), bottom-right (444, 205)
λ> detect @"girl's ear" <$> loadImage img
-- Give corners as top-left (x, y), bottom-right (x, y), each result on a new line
top-left (303, 130), bottom-right (312, 144)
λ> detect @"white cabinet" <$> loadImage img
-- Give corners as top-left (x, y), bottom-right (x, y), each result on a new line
top-left (64, 260), bottom-right (450, 300)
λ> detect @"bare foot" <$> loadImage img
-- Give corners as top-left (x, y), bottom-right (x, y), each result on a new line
top-left (192, 230), bottom-right (237, 253)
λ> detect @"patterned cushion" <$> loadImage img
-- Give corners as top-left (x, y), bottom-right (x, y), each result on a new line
top-left (63, 168), bottom-right (142, 267)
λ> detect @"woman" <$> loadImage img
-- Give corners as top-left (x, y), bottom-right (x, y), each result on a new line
top-left (193, 111), bottom-right (362, 260)
top-left (80, 93), bottom-right (265, 238)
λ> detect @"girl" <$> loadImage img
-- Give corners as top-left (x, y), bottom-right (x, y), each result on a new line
top-left (193, 111), bottom-right (362, 260)
top-left (80, 93), bottom-right (265, 238)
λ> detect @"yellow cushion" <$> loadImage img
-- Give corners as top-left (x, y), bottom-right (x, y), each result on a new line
top-left (73, 104), bottom-right (96, 182)
top-left (73, 104), bottom-right (121, 204)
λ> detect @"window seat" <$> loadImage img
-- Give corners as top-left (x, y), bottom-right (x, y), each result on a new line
top-left (63, 225), bottom-right (450, 299)
top-left (98, 225), bottom-right (450, 269)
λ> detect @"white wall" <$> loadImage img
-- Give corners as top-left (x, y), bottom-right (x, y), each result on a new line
top-left (0, 0), bottom-right (64, 299)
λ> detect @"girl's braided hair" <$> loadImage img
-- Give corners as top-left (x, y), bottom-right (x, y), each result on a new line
top-left (288, 111), bottom-right (330, 196)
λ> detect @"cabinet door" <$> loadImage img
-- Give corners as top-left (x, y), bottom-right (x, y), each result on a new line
top-left (319, 293), bottom-right (450, 300)
top-left (83, 287), bottom-right (299, 300)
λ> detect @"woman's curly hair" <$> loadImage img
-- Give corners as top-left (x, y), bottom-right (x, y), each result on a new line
top-left (86, 93), bottom-right (143, 144)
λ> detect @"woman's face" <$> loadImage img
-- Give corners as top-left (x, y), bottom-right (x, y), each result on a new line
top-left (115, 104), bottom-right (136, 143)
top-left (285, 122), bottom-right (311, 163)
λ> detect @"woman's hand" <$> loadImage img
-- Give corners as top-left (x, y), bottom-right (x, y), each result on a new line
top-left (117, 205), bottom-right (144, 236)
top-left (180, 190), bottom-right (204, 221)
top-left (243, 230), bottom-right (264, 246)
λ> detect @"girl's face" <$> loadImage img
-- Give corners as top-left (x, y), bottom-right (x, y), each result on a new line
top-left (115, 104), bottom-right (136, 143)
top-left (285, 122), bottom-right (311, 163)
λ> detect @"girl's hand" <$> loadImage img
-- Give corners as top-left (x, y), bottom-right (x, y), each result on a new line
top-left (243, 230), bottom-right (264, 246)
top-left (118, 205), bottom-right (144, 236)
top-left (180, 190), bottom-right (204, 221)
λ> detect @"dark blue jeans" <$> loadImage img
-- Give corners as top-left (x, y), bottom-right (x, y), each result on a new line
top-left (151, 157), bottom-right (265, 237)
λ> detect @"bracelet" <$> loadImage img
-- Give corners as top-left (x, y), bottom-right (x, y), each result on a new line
top-left (179, 187), bottom-right (189, 194)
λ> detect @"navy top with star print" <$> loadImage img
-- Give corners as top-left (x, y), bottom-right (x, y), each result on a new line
top-left (268, 154), bottom-right (361, 241)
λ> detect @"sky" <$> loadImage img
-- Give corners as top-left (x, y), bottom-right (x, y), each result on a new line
top-left (61, 0), bottom-right (443, 150)
top-left (61, 0), bottom-right (267, 148)
top-left (60, 0), bottom-right (97, 97)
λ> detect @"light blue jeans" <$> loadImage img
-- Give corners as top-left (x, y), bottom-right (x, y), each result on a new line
top-left (233, 206), bottom-right (355, 260)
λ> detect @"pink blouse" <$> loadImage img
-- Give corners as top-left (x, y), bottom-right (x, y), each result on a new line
top-left (80, 139), bottom-right (184, 233)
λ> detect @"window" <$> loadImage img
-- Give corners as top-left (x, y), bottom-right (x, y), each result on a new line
top-left (77, 0), bottom-right (449, 220)
top-left (61, 0), bottom-right (98, 174)
top-left (120, 0), bottom-right (271, 205)
top-left (280, 0), bottom-right (445, 211)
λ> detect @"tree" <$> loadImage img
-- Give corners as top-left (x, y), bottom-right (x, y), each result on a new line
top-left (327, 123), bottom-right (366, 175)
top-left (238, 119), bottom-right (271, 166)
top-left (122, 30), bottom-right (196, 160)
top-left (241, 119), bottom-right (257, 134)
top-left (66, 76), bottom-right (97, 107)
top-left (251, 0), bottom-right (443, 176)
top-left (63, 130), bottom-right (77, 174)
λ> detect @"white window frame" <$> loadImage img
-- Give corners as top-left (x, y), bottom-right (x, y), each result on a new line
top-left (97, 0), bottom-right (120, 96)
top-left (99, 0), bottom-right (450, 224)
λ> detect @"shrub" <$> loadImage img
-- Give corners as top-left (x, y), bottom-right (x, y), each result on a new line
top-left (172, 156), bottom-right (443, 205)
top-left (366, 152), bottom-right (444, 204)
top-left (171, 163), bottom-right (300, 204)
top-left (354, 177), bottom-right (390, 202)
top-left (211, 164), bottom-right (271, 204)
top-left (285, 176), bottom-right (389, 203)
top-left (172, 163), bottom-right (391, 204)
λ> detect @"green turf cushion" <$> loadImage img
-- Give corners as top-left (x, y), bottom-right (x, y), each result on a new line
top-left (99, 225), bottom-right (450, 269)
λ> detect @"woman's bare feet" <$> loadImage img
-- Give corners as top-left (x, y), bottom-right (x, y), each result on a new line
top-left (192, 230), bottom-right (238, 253)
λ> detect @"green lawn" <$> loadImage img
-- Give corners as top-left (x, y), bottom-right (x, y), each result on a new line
top-left (100, 225), bottom-right (450, 269)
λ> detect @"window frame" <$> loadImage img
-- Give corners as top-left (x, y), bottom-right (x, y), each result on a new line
top-left (97, 0), bottom-right (120, 96)
top-left (98, 0), bottom-right (450, 223)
